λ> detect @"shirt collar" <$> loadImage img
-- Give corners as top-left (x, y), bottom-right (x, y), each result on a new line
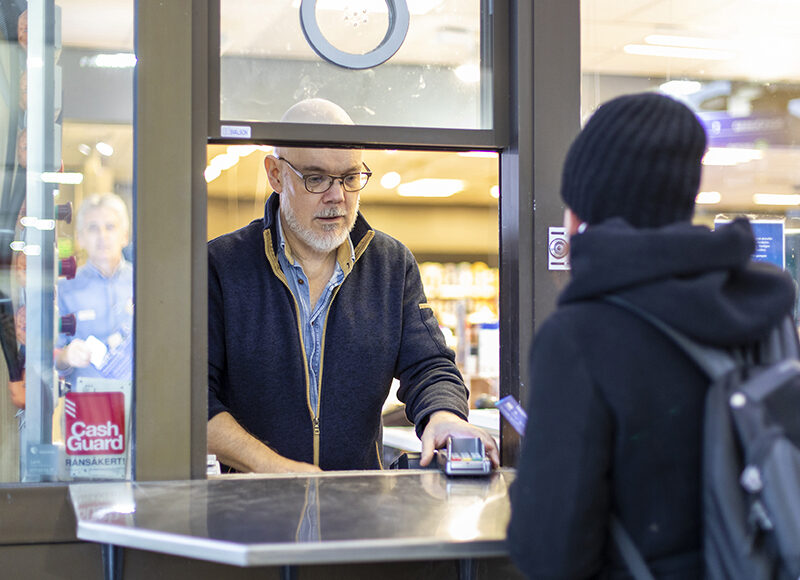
top-left (84, 258), bottom-right (129, 279)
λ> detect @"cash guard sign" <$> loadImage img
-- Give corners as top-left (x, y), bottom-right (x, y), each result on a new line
top-left (65, 392), bottom-right (125, 455)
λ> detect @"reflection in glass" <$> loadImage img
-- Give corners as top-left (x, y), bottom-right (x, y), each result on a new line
top-left (0, 0), bottom-right (134, 483)
top-left (220, 0), bottom-right (491, 129)
top-left (581, 0), bottom-right (800, 324)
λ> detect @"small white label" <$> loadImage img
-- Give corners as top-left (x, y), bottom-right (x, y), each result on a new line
top-left (548, 227), bottom-right (570, 271)
top-left (77, 309), bottom-right (96, 322)
top-left (84, 335), bottom-right (108, 368)
top-left (221, 125), bottom-right (252, 139)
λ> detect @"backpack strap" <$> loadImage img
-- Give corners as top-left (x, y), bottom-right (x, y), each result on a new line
top-left (603, 295), bottom-right (737, 380)
top-left (610, 516), bottom-right (657, 580)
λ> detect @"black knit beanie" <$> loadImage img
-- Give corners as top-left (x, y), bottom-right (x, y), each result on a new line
top-left (561, 92), bottom-right (707, 228)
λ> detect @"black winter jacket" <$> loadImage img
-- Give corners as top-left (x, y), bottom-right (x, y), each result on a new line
top-left (508, 218), bottom-right (796, 579)
top-left (208, 193), bottom-right (469, 471)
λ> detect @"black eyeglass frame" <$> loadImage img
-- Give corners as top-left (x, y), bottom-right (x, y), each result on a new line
top-left (277, 156), bottom-right (373, 194)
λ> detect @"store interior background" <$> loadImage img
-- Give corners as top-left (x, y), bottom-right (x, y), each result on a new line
top-left (3, 0), bottom-right (800, 481)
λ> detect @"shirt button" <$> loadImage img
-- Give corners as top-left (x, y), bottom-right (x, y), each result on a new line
top-left (298, 279), bottom-right (305, 285)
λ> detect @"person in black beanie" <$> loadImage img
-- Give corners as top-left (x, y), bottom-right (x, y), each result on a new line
top-left (507, 92), bottom-right (796, 579)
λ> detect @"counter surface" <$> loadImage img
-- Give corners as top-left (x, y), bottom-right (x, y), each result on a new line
top-left (69, 469), bottom-right (514, 567)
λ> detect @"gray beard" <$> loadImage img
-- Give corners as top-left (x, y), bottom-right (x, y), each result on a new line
top-left (281, 196), bottom-right (359, 254)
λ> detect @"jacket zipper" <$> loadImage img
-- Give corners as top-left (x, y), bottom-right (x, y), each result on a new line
top-left (264, 230), bottom-right (317, 464)
top-left (314, 232), bottom-right (374, 466)
top-left (264, 228), bottom-right (375, 468)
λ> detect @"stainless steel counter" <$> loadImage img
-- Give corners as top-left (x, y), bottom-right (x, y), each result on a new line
top-left (69, 469), bottom-right (514, 568)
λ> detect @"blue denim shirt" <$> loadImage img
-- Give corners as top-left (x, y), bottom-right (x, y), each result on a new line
top-left (56, 260), bottom-right (134, 383)
top-left (276, 217), bottom-right (354, 415)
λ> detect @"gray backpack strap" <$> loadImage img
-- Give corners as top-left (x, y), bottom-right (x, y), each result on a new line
top-left (610, 516), bottom-right (656, 580)
top-left (758, 316), bottom-right (800, 364)
top-left (603, 295), bottom-right (738, 380)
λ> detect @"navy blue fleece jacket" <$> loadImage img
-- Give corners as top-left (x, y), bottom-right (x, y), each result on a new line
top-left (208, 193), bottom-right (469, 470)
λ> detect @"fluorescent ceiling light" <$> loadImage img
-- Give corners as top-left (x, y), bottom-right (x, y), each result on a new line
top-left (41, 172), bottom-right (83, 184)
top-left (380, 171), bottom-right (401, 189)
top-left (227, 145), bottom-right (259, 157)
top-left (702, 147), bottom-right (763, 166)
top-left (458, 151), bottom-right (498, 159)
top-left (80, 53), bottom-right (137, 69)
top-left (210, 153), bottom-right (239, 171)
top-left (490, 185), bottom-right (500, 199)
top-left (20, 216), bottom-right (55, 230)
top-left (660, 80), bottom-right (702, 96)
top-left (95, 142), bottom-right (114, 157)
top-left (204, 166), bottom-right (222, 183)
top-left (454, 64), bottom-right (480, 83)
top-left (753, 193), bottom-right (800, 205)
top-left (695, 191), bottom-right (721, 204)
top-left (624, 44), bottom-right (735, 60)
top-left (397, 179), bottom-right (464, 198)
top-left (78, 143), bottom-right (91, 156)
top-left (645, 34), bottom-right (733, 50)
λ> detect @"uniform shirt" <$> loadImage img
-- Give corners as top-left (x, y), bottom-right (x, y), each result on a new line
top-left (57, 260), bottom-right (134, 384)
top-left (276, 217), bottom-right (355, 415)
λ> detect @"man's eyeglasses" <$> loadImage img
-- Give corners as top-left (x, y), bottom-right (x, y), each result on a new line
top-left (277, 157), bottom-right (372, 194)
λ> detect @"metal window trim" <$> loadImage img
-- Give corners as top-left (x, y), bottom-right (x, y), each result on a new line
top-left (207, 0), bottom-right (509, 148)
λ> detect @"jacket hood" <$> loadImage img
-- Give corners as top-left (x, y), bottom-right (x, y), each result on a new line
top-left (560, 217), bottom-right (796, 346)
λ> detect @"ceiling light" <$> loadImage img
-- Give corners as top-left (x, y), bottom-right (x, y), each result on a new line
top-left (624, 44), bottom-right (735, 60)
top-left (458, 151), bottom-right (499, 159)
top-left (753, 193), bottom-right (800, 205)
top-left (95, 142), bottom-right (114, 157)
top-left (397, 179), bottom-right (464, 198)
top-left (490, 185), bottom-right (500, 199)
top-left (645, 34), bottom-right (733, 50)
top-left (696, 191), bottom-right (721, 204)
top-left (41, 172), bottom-right (83, 184)
top-left (210, 153), bottom-right (239, 171)
top-left (789, 99), bottom-right (800, 119)
top-left (380, 171), bottom-right (401, 189)
top-left (79, 53), bottom-right (137, 69)
top-left (702, 147), bottom-right (763, 166)
top-left (204, 166), bottom-right (222, 183)
top-left (78, 144), bottom-right (91, 156)
top-left (227, 145), bottom-right (259, 157)
top-left (454, 64), bottom-right (480, 83)
top-left (659, 80), bottom-right (703, 96)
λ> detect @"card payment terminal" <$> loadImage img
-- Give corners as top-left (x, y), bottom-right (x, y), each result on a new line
top-left (436, 436), bottom-right (492, 477)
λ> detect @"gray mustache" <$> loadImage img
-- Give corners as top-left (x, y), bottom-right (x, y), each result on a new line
top-left (316, 209), bottom-right (346, 218)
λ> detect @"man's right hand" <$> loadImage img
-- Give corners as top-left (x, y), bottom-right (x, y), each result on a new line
top-left (207, 412), bottom-right (322, 474)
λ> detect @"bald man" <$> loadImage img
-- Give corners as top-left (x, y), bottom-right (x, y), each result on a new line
top-left (207, 99), bottom-right (498, 473)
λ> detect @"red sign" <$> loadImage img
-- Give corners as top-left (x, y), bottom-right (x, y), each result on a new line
top-left (64, 392), bottom-right (125, 455)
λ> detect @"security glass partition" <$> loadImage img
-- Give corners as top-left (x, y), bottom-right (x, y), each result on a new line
top-left (581, 0), bottom-right (800, 324)
top-left (0, 0), bottom-right (134, 483)
top-left (219, 0), bottom-right (493, 131)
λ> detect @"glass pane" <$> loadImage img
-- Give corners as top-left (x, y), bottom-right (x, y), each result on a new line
top-left (581, 0), bottom-right (800, 323)
top-left (206, 146), bottom-right (499, 466)
top-left (0, 0), bottom-right (134, 482)
top-left (220, 0), bottom-right (492, 129)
